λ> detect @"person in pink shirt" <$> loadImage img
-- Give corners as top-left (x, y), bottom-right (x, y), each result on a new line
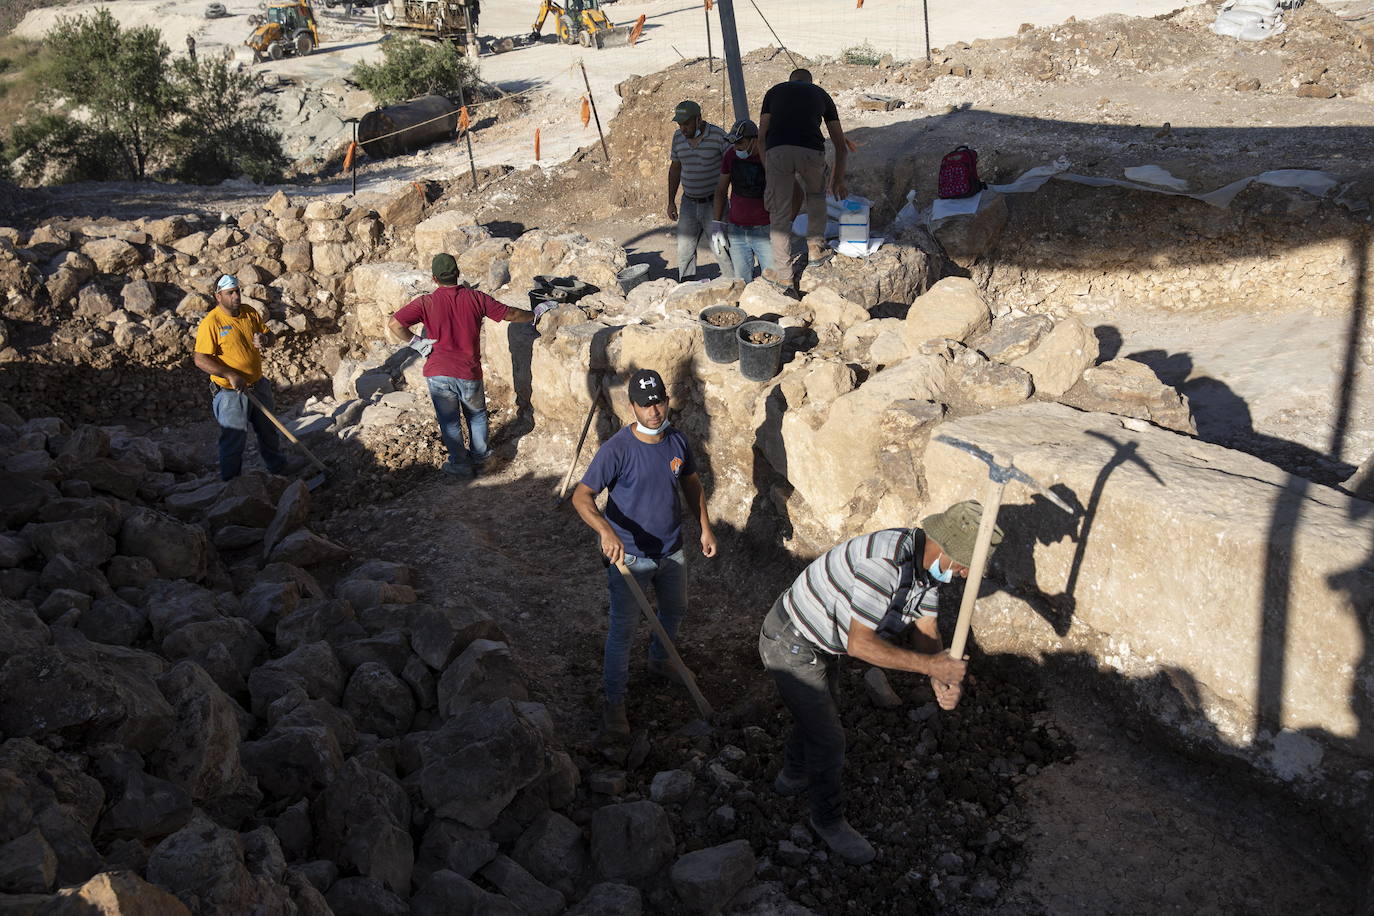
top-left (388, 253), bottom-right (548, 478)
top-left (711, 118), bottom-right (774, 281)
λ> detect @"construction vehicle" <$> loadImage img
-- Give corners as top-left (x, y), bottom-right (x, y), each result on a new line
top-left (376, 0), bottom-right (478, 42)
top-left (530, 0), bottom-right (630, 48)
top-left (246, 0), bottom-right (320, 61)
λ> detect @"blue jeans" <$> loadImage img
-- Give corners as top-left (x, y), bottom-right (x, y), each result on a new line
top-left (728, 223), bottom-right (774, 281)
top-left (675, 196), bottom-right (714, 280)
top-left (604, 550), bottom-right (687, 703)
top-left (212, 379), bottom-right (286, 481)
top-left (427, 376), bottom-right (490, 470)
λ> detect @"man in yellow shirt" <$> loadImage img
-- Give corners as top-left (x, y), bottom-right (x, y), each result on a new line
top-left (193, 275), bottom-right (286, 480)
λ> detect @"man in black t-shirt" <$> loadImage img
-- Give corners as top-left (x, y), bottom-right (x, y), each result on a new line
top-left (758, 68), bottom-right (849, 288)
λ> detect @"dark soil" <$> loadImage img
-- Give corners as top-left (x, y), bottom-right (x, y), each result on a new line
top-left (706, 310), bottom-right (745, 328)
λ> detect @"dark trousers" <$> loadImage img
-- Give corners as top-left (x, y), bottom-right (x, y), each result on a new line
top-left (759, 595), bottom-right (846, 825)
top-left (212, 379), bottom-right (286, 481)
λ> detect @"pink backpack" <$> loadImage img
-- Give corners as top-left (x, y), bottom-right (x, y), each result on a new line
top-left (937, 146), bottom-right (983, 199)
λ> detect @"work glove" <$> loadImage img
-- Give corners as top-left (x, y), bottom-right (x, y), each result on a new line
top-left (709, 225), bottom-right (730, 263)
top-left (711, 220), bottom-right (728, 235)
top-left (532, 301), bottom-right (556, 321)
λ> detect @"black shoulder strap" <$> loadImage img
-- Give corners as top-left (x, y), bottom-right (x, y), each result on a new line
top-left (876, 529), bottom-right (926, 642)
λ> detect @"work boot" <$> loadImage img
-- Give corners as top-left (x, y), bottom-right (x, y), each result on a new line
top-left (601, 700), bottom-right (630, 738)
top-left (809, 816), bottom-right (876, 865)
top-left (441, 460), bottom-right (475, 480)
top-left (772, 770), bottom-right (808, 797)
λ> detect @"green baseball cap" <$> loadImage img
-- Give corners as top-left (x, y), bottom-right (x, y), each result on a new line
top-left (431, 253), bottom-right (458, 284)
top-left (922, 500), bottom-right (1003, 568)
top-left (672, 100), bottom-right (701, 123)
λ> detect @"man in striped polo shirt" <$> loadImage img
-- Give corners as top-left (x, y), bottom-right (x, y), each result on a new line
top-left (758, 501), bottom-right (1002, 865)
top-left (667, 100), bottom-right (729, 282)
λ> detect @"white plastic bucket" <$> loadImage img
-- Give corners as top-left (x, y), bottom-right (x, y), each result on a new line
top-left (838, 196), bottom-right (870, 245)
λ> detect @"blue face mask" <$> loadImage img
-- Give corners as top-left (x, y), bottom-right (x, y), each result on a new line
top-left (928, 556), bottom-right (954, 584)
top-left (735, 149), bottom-right (751, 159)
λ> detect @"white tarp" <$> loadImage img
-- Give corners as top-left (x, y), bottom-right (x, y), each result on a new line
top-left (929, 160), bottom-right (1338, 225)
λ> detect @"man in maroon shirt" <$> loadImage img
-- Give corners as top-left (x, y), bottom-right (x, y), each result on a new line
top-left (388, 253), bottom-right (545, 478)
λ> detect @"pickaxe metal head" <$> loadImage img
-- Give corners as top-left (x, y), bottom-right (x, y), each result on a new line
top-left (934, 434), bottom-right (1075, 515)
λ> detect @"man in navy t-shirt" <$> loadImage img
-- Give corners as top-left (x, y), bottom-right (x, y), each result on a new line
top-left (572, 369), bottom-right (717, 736)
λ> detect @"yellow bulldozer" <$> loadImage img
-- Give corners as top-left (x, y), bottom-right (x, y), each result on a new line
top-left (246, 0), bottom-right (320, 61)
top-left (531, 0), bottom-right (630, 48)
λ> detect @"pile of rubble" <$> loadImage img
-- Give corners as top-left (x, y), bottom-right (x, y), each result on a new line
top-left (0, 397), bottom-right (813, 914)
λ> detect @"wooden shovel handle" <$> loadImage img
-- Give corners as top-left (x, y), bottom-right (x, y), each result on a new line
top-left (614, 560), bottom-right (714, 719)
top-left (557, 387), bottom-right (601, 502)
top-left (243, 389), bottom-right (329, 475)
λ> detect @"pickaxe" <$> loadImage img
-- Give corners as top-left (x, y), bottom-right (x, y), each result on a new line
top-left (933, 435), bottom-right (1075, 658)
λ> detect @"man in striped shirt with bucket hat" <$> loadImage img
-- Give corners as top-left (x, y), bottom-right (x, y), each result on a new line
top-left (667, 99), bottom-right (729, 282)
top-left (758, 501), bottom-right (1001, 865)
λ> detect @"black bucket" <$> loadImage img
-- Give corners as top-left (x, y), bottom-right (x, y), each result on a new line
top-left (737, 320), bottom-right (784, 381)
top-left (700, 306), bottom-right (748, 364)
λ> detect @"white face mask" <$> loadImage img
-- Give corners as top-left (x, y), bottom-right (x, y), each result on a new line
top-left (635, 418), bottom-right (670, 436)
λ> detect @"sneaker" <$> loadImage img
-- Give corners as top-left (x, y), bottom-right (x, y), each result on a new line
top-left (441, 460), bottom-right (475, 479)
top-left (773, 771), bottom-right (809, 797)
top-left (601, 700), bottom-right (630, 737)
top-left (806, 246), bottom-right (835, 268)
top-left (646, 658), bottom-right (686, 686)
top-left (809, 816), bottom-right (876, 865)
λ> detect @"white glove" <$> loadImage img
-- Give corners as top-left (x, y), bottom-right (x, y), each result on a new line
top-left (532, 301), bottom-right (556, 320)
top-left (710, 227), bottom-right (730, 262)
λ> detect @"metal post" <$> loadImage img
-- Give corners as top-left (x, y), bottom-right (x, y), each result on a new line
top-left (714, 0), bottom-right (749, 123)
top-left (579, 61), bottom-right (609, 162)
top-left (350, 119), bottom-right (358, 197)
top-left (704, 1), bottom-right (713, 73)
top-left (456, 83), bottom-right (478, 190)
top-left (923, 0), bottom-right (931, 62)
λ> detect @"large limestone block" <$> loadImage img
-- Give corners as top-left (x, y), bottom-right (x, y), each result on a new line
top-left (352, 265), bottom-right (431, 339)
top-left (798, 229), bottom-right (940, 309)
top-left (923, 403), bottom-right (1374, 774)
top-left (459, 238), bottom-right (514, 290)
top-left (901, 277), bottom-right (992, 348)
top-left (1060, 358), bottom-right (1196, 434)
top-left (311, 241), bottom-right (364, 277)
top-left (802, 286), bottom-right (869, 330)
top-left (662, 278), bottom-right (744, 319)
top-left (81, 238), bottom-right (143, 274)
top-left (413, 211), bottom-right (487, 268)
top-left (1011, 316), bottom-right (1098, 397)
top-left (761, 355), bottom-right (948, 531)
top-left (602, 321), bottom-right (700, 400)
top-left (507, 230), bottom-right (628, 294)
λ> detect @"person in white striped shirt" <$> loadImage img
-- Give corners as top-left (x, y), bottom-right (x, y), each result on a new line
top-left (758, 501), bottom-right (1002, 865)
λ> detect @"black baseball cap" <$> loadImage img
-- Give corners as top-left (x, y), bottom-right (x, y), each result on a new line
top-left (726, 118), bottom-right (758, 142)
top-left (628, 369), bottom-right (667, 406)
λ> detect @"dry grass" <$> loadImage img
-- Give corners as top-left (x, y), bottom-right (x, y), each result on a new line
top-left (0, 35), bottom-right (46, 141)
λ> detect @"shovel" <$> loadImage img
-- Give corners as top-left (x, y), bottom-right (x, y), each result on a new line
top-left (614, 560), bottom-right (713, 720)
top-left (244, 389), bottom-right (330, 490)
top-left (556, 379), bottom-right (603, 504)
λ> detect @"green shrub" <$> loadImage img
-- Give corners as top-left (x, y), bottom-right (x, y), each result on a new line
top-left (9, 114), bottom-right (125, 183)
top-left (39, 9), bottom-right (172, 178)
top-left (841, 42), bottom-right (882, 66)
top-left (352, 37), bottom-right (475, 106)
top-left (10, 12), bottom-right (287, 186)
top-left (166, 56), bottom-right (288, 184)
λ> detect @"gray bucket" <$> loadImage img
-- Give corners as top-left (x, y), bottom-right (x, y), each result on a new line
top-left (617, 264), bottom-right (650, 295)
top-left (737, 320), bottom-right (784, 381)
top-left (699, 306), bottom-right (747, 363)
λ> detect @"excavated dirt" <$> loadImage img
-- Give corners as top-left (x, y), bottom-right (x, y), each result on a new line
top-left (4, 2), bottom-right (1373, 912)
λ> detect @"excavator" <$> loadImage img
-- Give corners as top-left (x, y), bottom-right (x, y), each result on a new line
top-left (246, 0), bottom-right (321, 61)
top-left (530, 0), bottom-right (630, 48)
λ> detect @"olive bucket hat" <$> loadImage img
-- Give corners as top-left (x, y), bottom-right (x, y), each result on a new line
top-left (921, 500), bottom-right (1004, 568)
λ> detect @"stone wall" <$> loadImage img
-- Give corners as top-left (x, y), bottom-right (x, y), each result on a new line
top-left (923, 404), bottom-right (1373, 808)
